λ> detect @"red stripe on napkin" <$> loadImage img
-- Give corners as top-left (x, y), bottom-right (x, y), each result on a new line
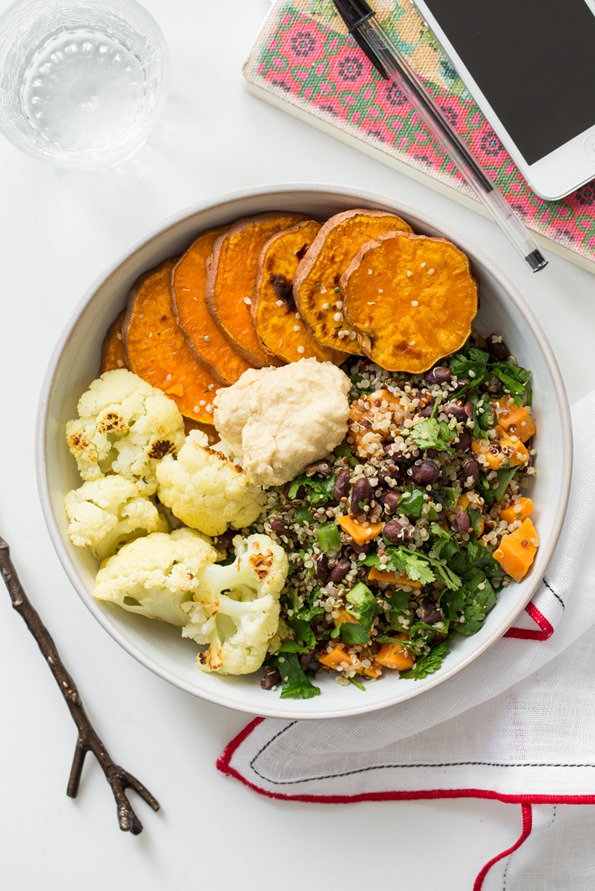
top-left (473, 804), bottom-right (533, 890)
top-left (504, 602), bottom-right (554, 640)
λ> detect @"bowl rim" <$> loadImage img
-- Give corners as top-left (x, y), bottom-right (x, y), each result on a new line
top-left (35, 182), bottom-right (573, 718)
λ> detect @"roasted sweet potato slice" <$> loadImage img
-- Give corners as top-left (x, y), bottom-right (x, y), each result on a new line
top-left (123, 259), bottom-right (221, 424)
top-left (293, 209), bottom-right (412, 355)
top-left (101, 310), bottom-right (128, 372)
top-left (342, 232), bottom-right (478, 373)
top-left (206, 212), bottom-right (306, 367)
top-left (171, 226), bottom-right (252, 385)
top-left (252, 220), bottom-right (347, 365)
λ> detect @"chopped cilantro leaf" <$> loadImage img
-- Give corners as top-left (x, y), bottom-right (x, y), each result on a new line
top-left (397, 487), bottom-right (426, 518)
top-left (491, 361), bottom-right (530, 403)
top-left (334, 442), bottom-right (358, 467)
top-left (400, 642), bottom-right (450, 680)
top-left (382, 547), bottom-right (437, 585)
top-left (289, 472), bottom-right (336, 506)
top-left (339, 622), bottom-right (370, 645)
top-left (294, 506), bottom-right (314, 525)
top-left (449, 347), bottom-right (490, 386)
top-left (408, 417), bottom-right (455, 454)
top-left (385, 588), bottom-right (411, 610)
top-left (286, 617), bottom-right (317, 651)
top-left (276, 654), bottom-right (321, 699)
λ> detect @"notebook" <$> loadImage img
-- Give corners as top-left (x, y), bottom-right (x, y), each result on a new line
top-left (243, 0), bottom-right (595, 273)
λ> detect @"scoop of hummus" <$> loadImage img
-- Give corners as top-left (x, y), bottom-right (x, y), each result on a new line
top-left (213, 359), bottom-right (351, 487)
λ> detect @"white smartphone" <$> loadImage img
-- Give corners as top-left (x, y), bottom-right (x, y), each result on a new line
top-left (411, 0), bottom-right (595, 200)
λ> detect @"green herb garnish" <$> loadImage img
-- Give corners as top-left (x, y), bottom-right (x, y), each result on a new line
top-left (400, 642), bottom-right (451, 680)
top-left (276, 653), bottom-right (321, 700)
top-left (408, 417), bottom-right (455, 454)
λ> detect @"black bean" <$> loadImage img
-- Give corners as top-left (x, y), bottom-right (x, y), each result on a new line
top-left (305, 458), bottom-right (332, 478)
top-left (452, 377), bottom-right (470, 391)
top-left (384, 445), bottom-right (413, 466)
top-left (299, 652), bottom-right (316, 670)
top-left (260, 665), bottom-right (281, 690)
top-left (425, 366), bottom-right (452, 384)
top-left (407, 459), bottom-right (440, 486)
top-left (333, 469), bottom-right (351, 501)
top-left (460, 458), bottom-right (480, 487)
top-left (377, 467), bottom-right (400, 485)
top-left (315, 553), bottom-right (331, 583)
top-left (383, 519), bottom-right (410, 543)
top-left (455, 510), bottom-right (471, 533)
top-left (417, 401), bottom-right (435, 418)
top-left (419, 596), bottom-right (443, 625)
top-left (214, 530), bottom-right (234, 552)
top-left (269, 518), bottom-right (288, 536)
top-left (443, 401), bottom-right (468, 422)
top-left (486, 334), bottom-right (511, 360)
top-left (382, 490), bottom-right (402, 513)
top-left (455, 429), bottom-right (472, 453)
top-left (329, 558), bottom-right (351, 584)
top-left (351, 540), bottom-right (373, 555)
top-left (350, 477), bottom-right (373, 514)
top-left (464, 401), bottom-right (474, 419)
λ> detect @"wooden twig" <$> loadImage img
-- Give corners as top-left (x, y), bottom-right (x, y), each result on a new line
top-left (0, 536), bottom-right (160, 834)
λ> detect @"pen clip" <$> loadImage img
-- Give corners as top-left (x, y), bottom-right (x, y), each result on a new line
top-left (349, 26), bottom-right (389, 78)
top-left (332, 0), bottom-right (389, 77)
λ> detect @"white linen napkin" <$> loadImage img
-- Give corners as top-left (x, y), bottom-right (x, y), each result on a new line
top-left (218, 391), bottom-right (595, 890)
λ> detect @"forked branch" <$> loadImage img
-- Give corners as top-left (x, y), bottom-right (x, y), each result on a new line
top-left (0, 536), bottom-right (160, 834)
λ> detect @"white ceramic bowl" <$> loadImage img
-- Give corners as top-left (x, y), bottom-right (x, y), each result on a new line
top-left (37, 184), bottom-right (572, 719)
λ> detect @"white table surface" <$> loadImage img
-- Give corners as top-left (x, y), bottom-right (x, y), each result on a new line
top-left (0, 1), bottom-right (593, 887)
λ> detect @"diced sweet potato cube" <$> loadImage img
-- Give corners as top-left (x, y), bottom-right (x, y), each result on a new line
top-left (500, 497), bottom-right (534, 525)
top-left (337, 515), bottom-right (384, 545)
top-left (472, 429), bottom-right (529, 469)
top-left (360, 663), bottom-right (382, 679)
top-left (493, 518), bottom-right (539, 582)
top-left (374, 637), bottom-right (414, 671)
top-left (318, 644), bottom-right (351, 670)
top-left (348, 389), bottom-right (406, 455)
top-left (494, 398), bottom-right (536, 443)
top-left (368, 567), bottom-right (422, 588)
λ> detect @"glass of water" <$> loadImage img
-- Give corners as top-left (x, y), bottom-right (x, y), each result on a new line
top-left (0, 0), bottom-right (169, 168)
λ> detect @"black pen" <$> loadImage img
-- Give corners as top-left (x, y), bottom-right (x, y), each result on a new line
top-left (332, 0), bottom-right (548, 272)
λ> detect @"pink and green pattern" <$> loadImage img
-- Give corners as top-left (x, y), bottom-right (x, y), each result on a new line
top-left (243, 0), bottom-right (595, 269)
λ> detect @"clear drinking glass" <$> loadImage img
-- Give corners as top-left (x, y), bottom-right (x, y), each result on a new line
top-left (0, 0), bottom-right (169, 168)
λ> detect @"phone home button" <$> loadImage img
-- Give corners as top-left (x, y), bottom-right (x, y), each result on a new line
top-left (583, 132), bottom-right (595, 162)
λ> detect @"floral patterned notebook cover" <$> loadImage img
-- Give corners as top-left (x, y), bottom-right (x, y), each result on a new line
top-left (243, 0), bottom-right (595, 271)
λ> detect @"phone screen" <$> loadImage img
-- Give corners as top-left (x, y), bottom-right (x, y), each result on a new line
top-left (421, 0), bottom-right (595, 164)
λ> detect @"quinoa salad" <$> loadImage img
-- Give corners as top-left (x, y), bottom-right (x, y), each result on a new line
top-left (242, 334), bottom-right (538, 699)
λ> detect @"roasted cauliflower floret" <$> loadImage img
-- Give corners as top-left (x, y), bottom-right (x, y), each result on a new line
top-left (64, 474), bottom-right (168, 562)
top-left (93, 528), bottom-right (218, 626)
top-left (65, 369), bottom-right (186, 494)
top-left (156, 430), bottom-right (265, 537)
top-left (182, 533), bottom-right (289, 675)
